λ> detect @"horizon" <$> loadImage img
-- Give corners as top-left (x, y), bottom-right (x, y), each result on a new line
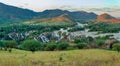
top-left (0, 0), bottom-right (120, 17)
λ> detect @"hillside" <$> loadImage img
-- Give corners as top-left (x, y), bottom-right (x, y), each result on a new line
top-left (0, 3), bottom-right (38, 24)
top-left (0, 49), bottom-right (120, 66)
top-left (97, 13), bottom-right (120, 23)
top-left (24, 14), bottom-right (73, 24)
top-left (39, 9), bottom-right (97, 21)
top-left (0, 3), bottom-right (97, 24)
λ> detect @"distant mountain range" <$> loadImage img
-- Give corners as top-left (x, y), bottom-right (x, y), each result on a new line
top-left (0, 3), bottom-right (39, 24)
top-left (97, 13), bottom-right (120, 23)
top-left (0, 3), bottom-right (97, 24)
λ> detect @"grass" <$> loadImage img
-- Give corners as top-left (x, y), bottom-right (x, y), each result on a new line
top-left (0, 49), bottom-right (120, 66)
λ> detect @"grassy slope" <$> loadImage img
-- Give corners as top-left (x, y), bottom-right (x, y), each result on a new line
top-left (0, 49), bottom-right (120, 66)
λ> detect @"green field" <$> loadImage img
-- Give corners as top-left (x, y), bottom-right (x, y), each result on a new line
top-left (0, 49), bottom-right (120, 66)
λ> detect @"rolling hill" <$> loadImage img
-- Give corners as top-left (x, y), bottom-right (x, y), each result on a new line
top-left (97, 13), bottom-right (120, 23)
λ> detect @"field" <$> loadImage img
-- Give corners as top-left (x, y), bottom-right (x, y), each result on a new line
top-left (0, 49), bottom-right (120, 66)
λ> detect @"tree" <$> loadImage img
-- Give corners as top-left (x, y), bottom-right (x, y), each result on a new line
top-left (74, 38), bottom-right (88, 44)
top-left (3, 40), bottom-right (17, 52)
top-left (112, 43), bottom-right (120, 53)
top-left (21, 40), bottom-right (41, 52)
top-left (95, 39), bottom-right (105, 48)
top-left (0, 41), bottom-right (5, 50)
top-left (76, 43), bottom-right (87, 49)
top-left (57, 42), bottom-right (69, 50)
top-left (45, 42), bottom-right (57, 51)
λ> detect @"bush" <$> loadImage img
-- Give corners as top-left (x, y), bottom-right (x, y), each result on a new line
top-left (0, 41), bottom-right (5, 50)
top-left (112, 43), bottom-right (120, 52)
top-left (57, 42), bottom-right (69, 50)
top-left (21, 40), bottom-right (41, 52)
top-left (95, 40), bottom-right (105, 46)
top-left (45, 43), bottom-right (57, 51)
top-left (67, 46), bottom-right (77, 50)
top-left (74, 38), bottom-right (89, 44)
top-left (76, 43), bottom-right (87, 49)
top-left (3, 40), bottom-right (17, 48)
top-left (3, 40), bottom-right (17, 52)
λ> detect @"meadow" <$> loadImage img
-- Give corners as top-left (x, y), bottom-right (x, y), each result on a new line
top-left (0, 49), bottom-right (120, 66)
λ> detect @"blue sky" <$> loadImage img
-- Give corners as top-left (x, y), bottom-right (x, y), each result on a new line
top-left (0, 0), bottom-right (120, 16)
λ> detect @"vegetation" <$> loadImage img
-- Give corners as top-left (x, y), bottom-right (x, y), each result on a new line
top-left (88, 22), bottom-right (120, 33)
top-left (0, 41), bottom-right (4, 50)
top-left (2, 40), bottom-right (17, 52)
top-left (112, 43), bottom-right (120, 52)
top-left (0, 49), bottom-right (120, 66)
top-left (21, 40), bottom-right (41, 52)
top-left (45, 42), bottom-right (57, 51)
top-left (57, 42), bottom-right (69, 50)
top-left (76, 43), bottom-right (87, 49)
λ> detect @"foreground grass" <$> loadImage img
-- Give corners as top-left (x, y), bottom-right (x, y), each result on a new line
top-left (0, 49), bottom-right (120, 66)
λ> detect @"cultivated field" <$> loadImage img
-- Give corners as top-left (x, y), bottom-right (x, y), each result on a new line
top-left (0, 49), bottom-right (120, 66)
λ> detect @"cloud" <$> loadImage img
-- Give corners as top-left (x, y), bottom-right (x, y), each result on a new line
top-left (88, 7), bottom-right (120, 13)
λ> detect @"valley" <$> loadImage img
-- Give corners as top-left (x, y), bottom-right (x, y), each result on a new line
top-left (0, 2), bottom-right (120, 66)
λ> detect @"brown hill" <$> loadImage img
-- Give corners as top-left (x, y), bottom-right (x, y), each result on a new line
top-left (40, 14), bottom-right (73, 22)
top-left (97, 13), bottom-right (120, 23)
top-left (24, 14), bottom-right (73, 24)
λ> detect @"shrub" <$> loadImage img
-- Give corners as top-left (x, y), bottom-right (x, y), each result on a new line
top-left (21, 40), bottom-right (41, 52)
top-left (94, 39), bottom-right (105, 48)
top-left (45, 43), bottom-right (57, 51)
top-left (3, 40), bottom-right (17, 52)
top-left (74, 38), bottom-right (89, 44)
top-left (0, 41), bottom-right (5, 50)
top-left (76, 43), bottom-right (87, 49)
top-left (112, 43), bottom-right (120, 52)
top-left (57, 42), bottom-right (69, 50)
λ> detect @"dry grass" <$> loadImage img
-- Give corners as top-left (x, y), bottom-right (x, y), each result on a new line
top-left (0, 49), bottom-right (120, 66)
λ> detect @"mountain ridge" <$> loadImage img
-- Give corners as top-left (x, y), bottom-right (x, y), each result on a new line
top-left (0, 3), bottom-right (97, 24)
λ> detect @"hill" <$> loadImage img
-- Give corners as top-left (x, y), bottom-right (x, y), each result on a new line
top-left (24, 14), bottom-right (73, 24)
top-left (0, 3), bottom-right (39, 24)
top-left (97, 13), bottom-right (120, 23)
top-left (0, 3), bottom-right (97, 24)
top-left (0, 49), bottom-right (120, 66)
top-left (39, 9), bottom-right (97, 21)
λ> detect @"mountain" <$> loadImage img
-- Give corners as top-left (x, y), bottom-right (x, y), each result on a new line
top-left (0, 3), bottom-right (38, 24)
top-left (39, 9), bottom-right (97, 21)
top-left (24, 14), bottom-right (73, 24)
top-left (97, 13), bottom-right (120, 23)
top-left (40, 14), bottom-right (73, 22)
top-left (0, 3), bottom-right (97, 24)
top-left (97, 13), bottom-right (116, 20)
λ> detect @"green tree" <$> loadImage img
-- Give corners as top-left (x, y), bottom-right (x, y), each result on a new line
top-left (95, 39), bottom-right (105, 48)
top-left (21, 40), bottom-right (41, 52)
top-left (3, 40), bottom-right (17, 52)
top-left (0, 41), bottom-right (5, 50)
top-left (45, 43), bottom-right (57, 51)
top-left (57, 42), bottom-right (69, 50)
top-left (112, 43), bottom-right (120, 53)
top-left (76, 43), bottom-right (87, 49)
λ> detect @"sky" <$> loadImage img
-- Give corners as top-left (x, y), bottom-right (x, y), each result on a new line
top-left (0, 0), bottom-right (120, 17)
